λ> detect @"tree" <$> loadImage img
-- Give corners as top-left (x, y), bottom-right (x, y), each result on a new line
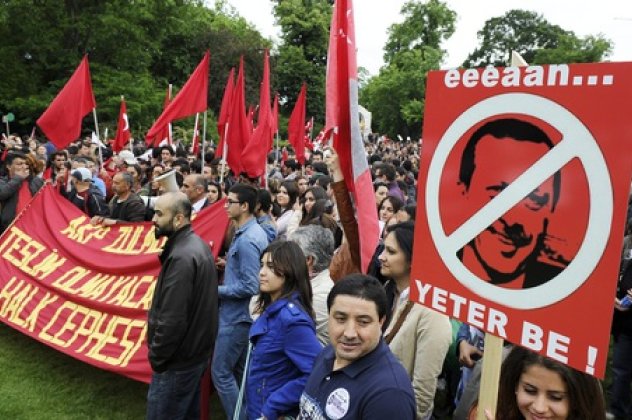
top-left (360, 0), bottom-right (455, 138)
top-left (272, 0), bottom-right (331, 125)
top-left (463, 10), bottom-right (612, 68)
top-left (0, 0), bottom-right (271, 139)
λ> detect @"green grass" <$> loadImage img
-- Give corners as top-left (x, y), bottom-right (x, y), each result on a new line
top-left (0, 322), bottom-right (226, 420)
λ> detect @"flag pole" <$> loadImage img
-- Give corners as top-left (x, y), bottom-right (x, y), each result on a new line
top-left (121, 95), bottom-right (133, 152)
top-left (167, 84), bottom-right (173, 147)
top-left (201, 110), bottom-right (207, 174)
top-left (219, 123), bottom-right (229, 185)
top-left (92, 108), bottom-right (103, 171)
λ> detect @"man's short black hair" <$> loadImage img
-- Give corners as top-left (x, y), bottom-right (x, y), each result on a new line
top-left (375, 163), bottom-right (396, 182)
top-left (459, 118), bottom-right (561, 211)
top-left (160, 146), bottom-right (175, 156)
top-left (5, 151), bottom-right (27, 166)
top-left (229, 183), bottom-right (258, 214)
top-left (257, 188), bottom-right (273, 213)
top-left (327, 274), bottom-right (388, 320)
top-left (312, 161), bottom-right (329, 176)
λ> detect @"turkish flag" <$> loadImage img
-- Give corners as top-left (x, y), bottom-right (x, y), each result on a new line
top-left (37, 55), bottom-right (96, 149)
top-left (241, 49), bottom-right (273, 178)
top-left (146, 51), bottom-right (209, 141)
top-left (224, 57), bottom-right (250, 175)
top-left (112, 97), bottom-right (131, 153)
top-left (216, 68), bottom-right (235, 159)
top-left (288, 83), bottom-right (307, 165)
top-left (326, 0), bottom-right (379, 273)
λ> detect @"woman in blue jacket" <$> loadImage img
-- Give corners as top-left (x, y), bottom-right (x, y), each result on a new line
top-left (246, 240), bottom-right (322, 420)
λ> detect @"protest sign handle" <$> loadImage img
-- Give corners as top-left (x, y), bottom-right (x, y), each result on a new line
top-left (476, 333), bottom-right (503, 420)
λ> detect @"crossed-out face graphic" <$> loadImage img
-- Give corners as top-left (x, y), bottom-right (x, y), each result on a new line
top-left (458, 118), bottom-right (561, 289)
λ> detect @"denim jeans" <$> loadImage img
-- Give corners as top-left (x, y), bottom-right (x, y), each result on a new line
top-left (610, 333), bottom-right (632, 418)
top-left (211, 322), bottom-right (250, 420)
top-left (146, 360), bottom-right (207, 420)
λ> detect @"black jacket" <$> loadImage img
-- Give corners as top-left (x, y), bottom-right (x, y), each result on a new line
top-left (108, 193), bottom-right (146, 222)
top-left (62, 185), bottom-right (108, 217)
top-left (147, 225), bottom-right (219, 372)
top-left (0, 175), bottom-right (44, 233)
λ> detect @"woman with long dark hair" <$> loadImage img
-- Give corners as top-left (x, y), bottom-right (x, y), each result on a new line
top-left (379, 221), bottom-right (452, 419)
top-left (246, 240), bottom-right (321, 420)
top-left (274, 180), bottom-right (299, 238)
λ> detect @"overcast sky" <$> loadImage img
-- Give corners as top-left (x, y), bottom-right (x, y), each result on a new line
top-left (224, 0), bottom-right (632, 75)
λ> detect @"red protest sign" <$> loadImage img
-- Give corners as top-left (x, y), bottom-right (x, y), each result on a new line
top-left (411, 62), bottom-right (632, 377)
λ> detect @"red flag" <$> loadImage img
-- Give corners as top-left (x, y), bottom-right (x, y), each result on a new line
top-left (224, 57), bottom-right (250, 175)
top-left (326, 0), bottom-right (379, 273)
top-left (146, 51), bottom-right (209, 141)
top-left (216, 68), bottom-right (235, 159)
top-left (112, 97), bottom-right (131, 153)
top-left (241, 49), bottom-right (273, 178)
top-left (36, 56), bottom-right (96, 149)
top-left (288, 83), bottom-right (307, 165)
top-left (247, 105), bottom-right (256, 133)
top-left (271, 93), bottom-right (279, 137)
top-left (191, 113), bottom-right (200, 155)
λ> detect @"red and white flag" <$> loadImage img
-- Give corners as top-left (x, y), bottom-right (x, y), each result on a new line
top-left (146, 51), bottom-right (209, 142)
top-left (37, 55), bottom-right (96, 149)
top-left (112, 97), bottom-right (131, 153)
top-left (326, 0), bottom-right (379, 273)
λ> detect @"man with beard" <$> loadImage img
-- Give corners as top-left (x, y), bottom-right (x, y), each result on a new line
top-left (146, 192), bottom-right (218, 419)
top-left (458, 118), bottom-right (564, 289)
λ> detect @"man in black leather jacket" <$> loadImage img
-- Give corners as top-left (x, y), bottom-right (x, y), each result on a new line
top-left (146, 191), bottom-right (218, 419)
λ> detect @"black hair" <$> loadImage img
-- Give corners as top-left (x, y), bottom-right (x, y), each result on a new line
top-left (257, 188), bottom-right (273, 213)
top-left (384, 221), bottom-right (415, 265)
top-left (327, 274), bottom-right (388, 320)
top-left (229, 183), bottom-right (258, 214)
top-left (255, 240), bottom-right (314, 319)
top-left (279, 180), bottom-right (299, 210)
top-left (459, 118), bottom-right (561, 211)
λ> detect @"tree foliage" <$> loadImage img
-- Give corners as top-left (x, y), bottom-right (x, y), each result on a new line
top-left (0, 0), bottom-right (271, 139)
top-left (463, 10), bottom-right (612, 68)
top-left (361, 0), bottom-right (455, 138)
top-left (272, 0), bottom-right (331, 127)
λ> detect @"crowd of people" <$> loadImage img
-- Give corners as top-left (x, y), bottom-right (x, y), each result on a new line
top-left (0, 130), bottom-right (623, 419)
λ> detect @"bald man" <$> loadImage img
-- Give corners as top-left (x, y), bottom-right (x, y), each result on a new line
top-left (146, 192), bottom-right (218, 419)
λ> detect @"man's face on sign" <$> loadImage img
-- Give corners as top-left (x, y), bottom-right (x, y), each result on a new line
top-left (465, 134), bottom-right (555, 280)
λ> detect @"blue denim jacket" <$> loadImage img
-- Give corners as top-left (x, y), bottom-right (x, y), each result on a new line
top-left (257, 214), bottom-right (278, 243)
top-left (247, 294), bottom-right (322, 419)
top-left (218, 217), bottom-right (269, 325)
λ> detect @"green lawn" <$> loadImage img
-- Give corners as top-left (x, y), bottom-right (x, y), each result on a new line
top-left (0, 322), bottom-right (226, 420)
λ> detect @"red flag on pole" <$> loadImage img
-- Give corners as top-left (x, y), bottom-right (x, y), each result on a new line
top-left (241, 49), bottom-right (273, 178)
top-left (146, 51), bottom-right (209, 141)
top-left (224, 57), bottom-right (250, 175)
top-left (216, 68), bottom-right (235, 158)
top-left (112, 96), bottom-right (131, 153)
top-left (326, 0), bottom-right (379, 273)
top-left (288, 83), bottom-right (307, 165)
top-left (36, 55), bottom-right (96, 149)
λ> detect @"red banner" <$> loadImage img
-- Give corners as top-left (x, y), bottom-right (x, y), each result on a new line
top-left (0, 185), bottom-right (228, 383)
